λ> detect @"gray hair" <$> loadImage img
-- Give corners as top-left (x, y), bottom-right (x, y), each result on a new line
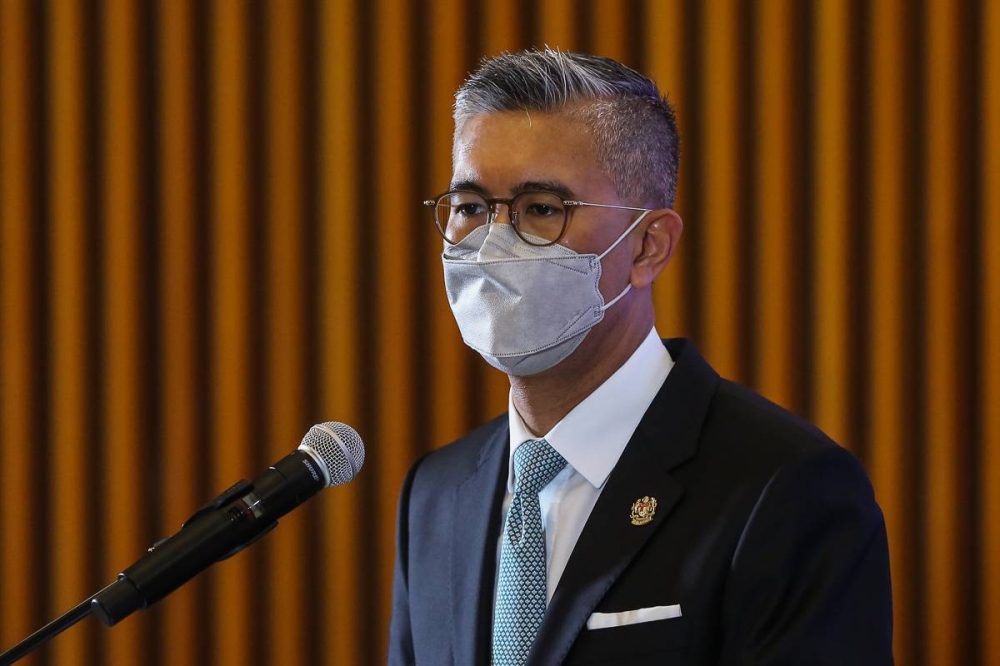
top-left (454, 48), bottom-right (680, 208)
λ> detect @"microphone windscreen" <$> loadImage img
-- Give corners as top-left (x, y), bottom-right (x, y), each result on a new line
top-left (299, 422), bottom-right (365, 486)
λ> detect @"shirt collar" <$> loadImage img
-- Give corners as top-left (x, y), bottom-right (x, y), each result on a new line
top-left (507, 327), bottom-right (674, 492)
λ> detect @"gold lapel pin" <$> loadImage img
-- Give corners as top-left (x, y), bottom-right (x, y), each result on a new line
top-left (630, 495), bottom-right (657, 526)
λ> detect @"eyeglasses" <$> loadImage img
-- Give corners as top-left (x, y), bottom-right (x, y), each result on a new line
top-left (423, 189), bottom-right (654, 246)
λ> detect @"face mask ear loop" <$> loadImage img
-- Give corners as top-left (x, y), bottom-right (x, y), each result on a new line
top-left (596, 209), bottom-right (650, 312)
top-left (600, 283), bottom-right (632, 311)
top-left (597, 209), bottom-right (653, 261)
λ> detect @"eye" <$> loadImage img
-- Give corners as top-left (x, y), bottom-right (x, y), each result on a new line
top-left (453, 201), bottom-right (487, 217)
top-left (517, 193), bottom-right (566, 220)
top-left (445, 192), bottom-right (488, 219)
top-left (524, 202), bottom-right (562, 217)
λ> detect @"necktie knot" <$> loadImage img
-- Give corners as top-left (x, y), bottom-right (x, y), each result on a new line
top-left (513, 439), bottom-right (567, 496)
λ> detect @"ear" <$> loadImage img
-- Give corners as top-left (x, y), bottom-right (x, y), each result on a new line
top-left (630, 208), bottom-right (683, 289)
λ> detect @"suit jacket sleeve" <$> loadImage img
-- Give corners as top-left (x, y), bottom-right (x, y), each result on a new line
top-left (719, 445), bottom-right (893, 664)
top-left (388, 454), bottom-right (425, 666)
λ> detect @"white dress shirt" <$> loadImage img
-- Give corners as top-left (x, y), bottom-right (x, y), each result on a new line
top-left (497, 327), bottom-right (674, 602)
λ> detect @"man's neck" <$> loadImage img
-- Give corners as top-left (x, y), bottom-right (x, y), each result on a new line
top-left (509, 311), bottom-right (654, 436)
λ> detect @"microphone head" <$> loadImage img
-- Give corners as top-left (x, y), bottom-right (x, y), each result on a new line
top-left (299, 422), bottom-right (365, 486)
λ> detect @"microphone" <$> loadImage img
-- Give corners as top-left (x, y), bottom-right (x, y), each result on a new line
top-left (90, 421), bottom-right (365, 626)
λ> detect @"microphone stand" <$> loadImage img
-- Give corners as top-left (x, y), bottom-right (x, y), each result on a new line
top-left (0, 437), bottom-right (351, 664)
top-left (0, 582), bottom-right (115, 666)
top-left (0, 479), bottom-right (255, 664)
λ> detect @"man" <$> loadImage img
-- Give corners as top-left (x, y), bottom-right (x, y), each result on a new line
top-left (389, 49), bottom-right (893, 665)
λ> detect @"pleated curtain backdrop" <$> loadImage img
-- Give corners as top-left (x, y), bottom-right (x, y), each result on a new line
top-left (0, 1), bottom-right (997, 665)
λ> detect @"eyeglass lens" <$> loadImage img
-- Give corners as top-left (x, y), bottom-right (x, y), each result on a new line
top-left (434, 191), bottom-right (567, 245)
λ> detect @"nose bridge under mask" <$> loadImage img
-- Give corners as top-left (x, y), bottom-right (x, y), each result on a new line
top-left (477, 223), bottom-right (522, 260)
top-left (475, 223), bottom-right (576, 261)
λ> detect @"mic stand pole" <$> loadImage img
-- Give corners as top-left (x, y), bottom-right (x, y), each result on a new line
top-left (0, 582), bottom-right (115, 666)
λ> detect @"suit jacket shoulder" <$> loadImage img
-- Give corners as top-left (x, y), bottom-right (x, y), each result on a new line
top-left (409, 413), bottom-right (508, 490)
top-left (689, 376), bottom-right (863, 503)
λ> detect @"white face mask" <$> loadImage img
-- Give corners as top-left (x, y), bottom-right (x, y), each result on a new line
top-left (442, 212), bottom-right (649, 376)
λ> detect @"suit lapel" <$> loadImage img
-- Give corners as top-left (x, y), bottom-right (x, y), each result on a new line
top-left (452, 422), bottom-right (509, 666)
top-left (527, 339), bottom-right (720, 665)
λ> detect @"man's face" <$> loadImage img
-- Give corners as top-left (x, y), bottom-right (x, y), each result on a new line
top-left (450, 110), bottom-right (640, 304)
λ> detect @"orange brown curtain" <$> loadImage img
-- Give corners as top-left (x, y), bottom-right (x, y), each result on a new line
top-left (0, 1), bottom-right (997, 665)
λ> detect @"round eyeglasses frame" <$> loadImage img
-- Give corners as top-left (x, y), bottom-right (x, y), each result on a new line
top-left (423, 189), bottom-right (654, 247)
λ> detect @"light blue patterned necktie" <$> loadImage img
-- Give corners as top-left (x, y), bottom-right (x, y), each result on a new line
top-left (492, 439), bottom-right (568, 666)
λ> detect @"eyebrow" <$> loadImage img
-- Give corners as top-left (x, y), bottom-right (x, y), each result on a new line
top-left (448, 180), bottom-right (489, 195)
top-left (447, 179), bottom-right (577, 200)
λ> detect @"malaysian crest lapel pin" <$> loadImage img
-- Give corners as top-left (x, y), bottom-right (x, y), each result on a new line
top-left (630, 495), bottom-right (657, 526)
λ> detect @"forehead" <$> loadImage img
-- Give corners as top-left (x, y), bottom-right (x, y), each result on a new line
top-left (451, 110), bottom-right (613, 197)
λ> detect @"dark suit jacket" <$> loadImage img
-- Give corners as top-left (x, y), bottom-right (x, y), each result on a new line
top-left (389, 339), bottom-right (893, 665)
